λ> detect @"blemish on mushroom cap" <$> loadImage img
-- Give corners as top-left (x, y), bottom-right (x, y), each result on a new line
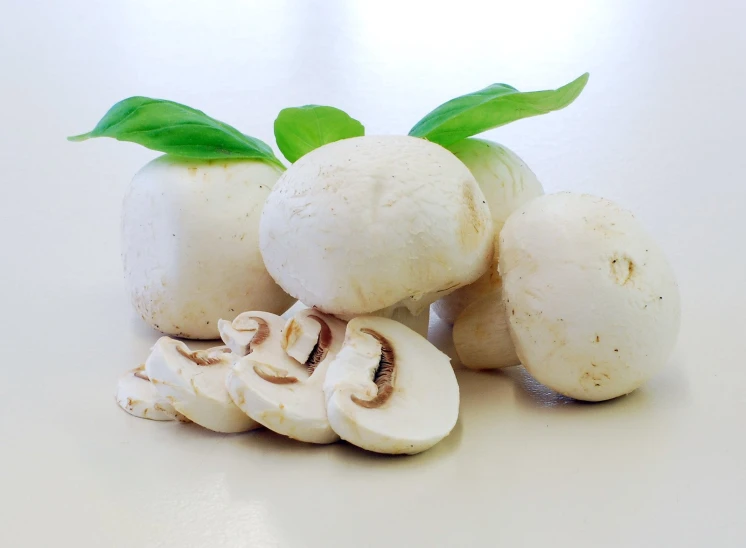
top-left (350, 329), bottom-right (396, 409)
top-left (133, 368), bottom-right (151, 381)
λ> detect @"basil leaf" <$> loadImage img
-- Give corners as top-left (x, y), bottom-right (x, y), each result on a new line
top-left (409, 73), bottom-right (589, 146)
top-left (68, 96), bottom-right (284, 168)
top-left (274, 105), bottom-right (365, 163)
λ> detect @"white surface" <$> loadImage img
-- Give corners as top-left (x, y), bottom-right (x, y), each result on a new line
top-left (0, 1), bottom-right (744, 547)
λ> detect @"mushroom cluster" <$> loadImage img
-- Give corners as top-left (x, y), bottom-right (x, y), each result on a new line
top-left (72, 75), bottom-right (679, 456)
top-left (116, 133), bottom-right (680, 455)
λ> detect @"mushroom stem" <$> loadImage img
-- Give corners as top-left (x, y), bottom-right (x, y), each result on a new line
top-left (387, 307), bottom-right (430, 339)
top-left (453, 294), bottom-right (519, 369)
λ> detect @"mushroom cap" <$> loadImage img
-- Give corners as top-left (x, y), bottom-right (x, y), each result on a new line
top-left (225, 310), bottom-right (346, 444)
top-left (145, 337), bottom-right (259, 433)
top-left (122, 156), bottom-right (295, 339)
top-left (260, 135), bottom-right (493, 316)
top-left (115, 365), bottom-right (188, 421)
top-left (499, 192), bottom-right (681, 401)
top-left (433, 139), bottom-right (544, 324)
top-left (324, 316), bottom-right (459, 455)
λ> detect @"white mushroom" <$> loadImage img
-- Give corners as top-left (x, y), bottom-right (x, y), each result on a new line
top-left (217, 313), bottom-right (274, 357)
top-left (259, 135), bottom-right (493, 337)
top-left (324, 316), bottom-right (459, 455)
top-left (145, 338), bottom-right (259, 433)
top-left (115, 365), bottom-right (189, 422)
top-left (500, 192), bottom-right (681, 401)
top-left (122, 156), bottom-right (296, 340)
top-left (451, 283), bottom-right (519, 369)
top-left (432, 139), bottom-right (544, 326)
top-left (226, 309), bottom-right (347, 444)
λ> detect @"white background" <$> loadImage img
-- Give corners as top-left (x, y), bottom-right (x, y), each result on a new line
top-left (1, 1), bottom-right (744, 547)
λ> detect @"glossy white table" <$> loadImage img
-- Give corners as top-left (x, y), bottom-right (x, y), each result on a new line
top-left (1, 1), bottom-right (744, 546)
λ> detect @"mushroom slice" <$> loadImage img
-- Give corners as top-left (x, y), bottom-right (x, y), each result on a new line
top-left (115, 365), bottom-right (189, 422)
top-left (281, 309), bottom-right (323, 363)
top-left (323, 316), bottom-right (459, 455)
top-left (145, 338), bottom-right (259, 433)
top-left (218, 312), bottom-right (275, 356)
top-left (226, 310), bottom-right (347, 444)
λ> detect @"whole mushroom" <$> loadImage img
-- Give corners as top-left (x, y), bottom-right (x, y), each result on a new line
top-left (259, 135), bottom-right (494, 336)
top-left (122, 156), bottom-right (296, 340)
top-left (499, 192), bottom-right (681, 401)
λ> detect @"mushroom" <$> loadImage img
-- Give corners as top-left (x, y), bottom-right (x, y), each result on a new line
top-left (425, 138), bottom-right (542, 369)
top-left (323, 316), bottom-right (459, 455)
top-left (225, 309), bottom-right (347, 444)
top-left (145, 338), bottom-right (259, 433)
top-left (432, 139), bottom-right (544, 326)
top-left (217, 312), bottom-right (275, 357)
top-left (115, 365), bottom-right (189, 422)
top-left (122, 156), bottom-right (296, 340)
top-left (259, 135), bottom-right (494, 337)
top-left (451, 281), bottom-right (519, 369)
top-left (499, 192), bottom-right (681, 401)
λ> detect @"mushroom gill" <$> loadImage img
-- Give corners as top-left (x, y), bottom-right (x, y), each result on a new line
top-left (351, 329), bottom-right (395, 409)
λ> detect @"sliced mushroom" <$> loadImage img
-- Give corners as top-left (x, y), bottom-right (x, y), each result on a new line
top-left (145, 338), bottom-right (259, 433)
top-left (323, 316), bottom-right (460, 455)
top-left (218, 313), bottom-right (273, 356)
top-left (281, 309), bottom-right (323, 363)
top-left (225, 309), bottom-right (347, 444)
top-left (115, 365), bottom-right (190, 422)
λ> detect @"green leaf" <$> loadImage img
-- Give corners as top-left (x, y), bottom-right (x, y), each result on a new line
top-left (409, 73), bottom-right (589, 146)
top-left (68, 96), bottom-right (284, 168)
top-left (274, 105), bottom-right (365, 163)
